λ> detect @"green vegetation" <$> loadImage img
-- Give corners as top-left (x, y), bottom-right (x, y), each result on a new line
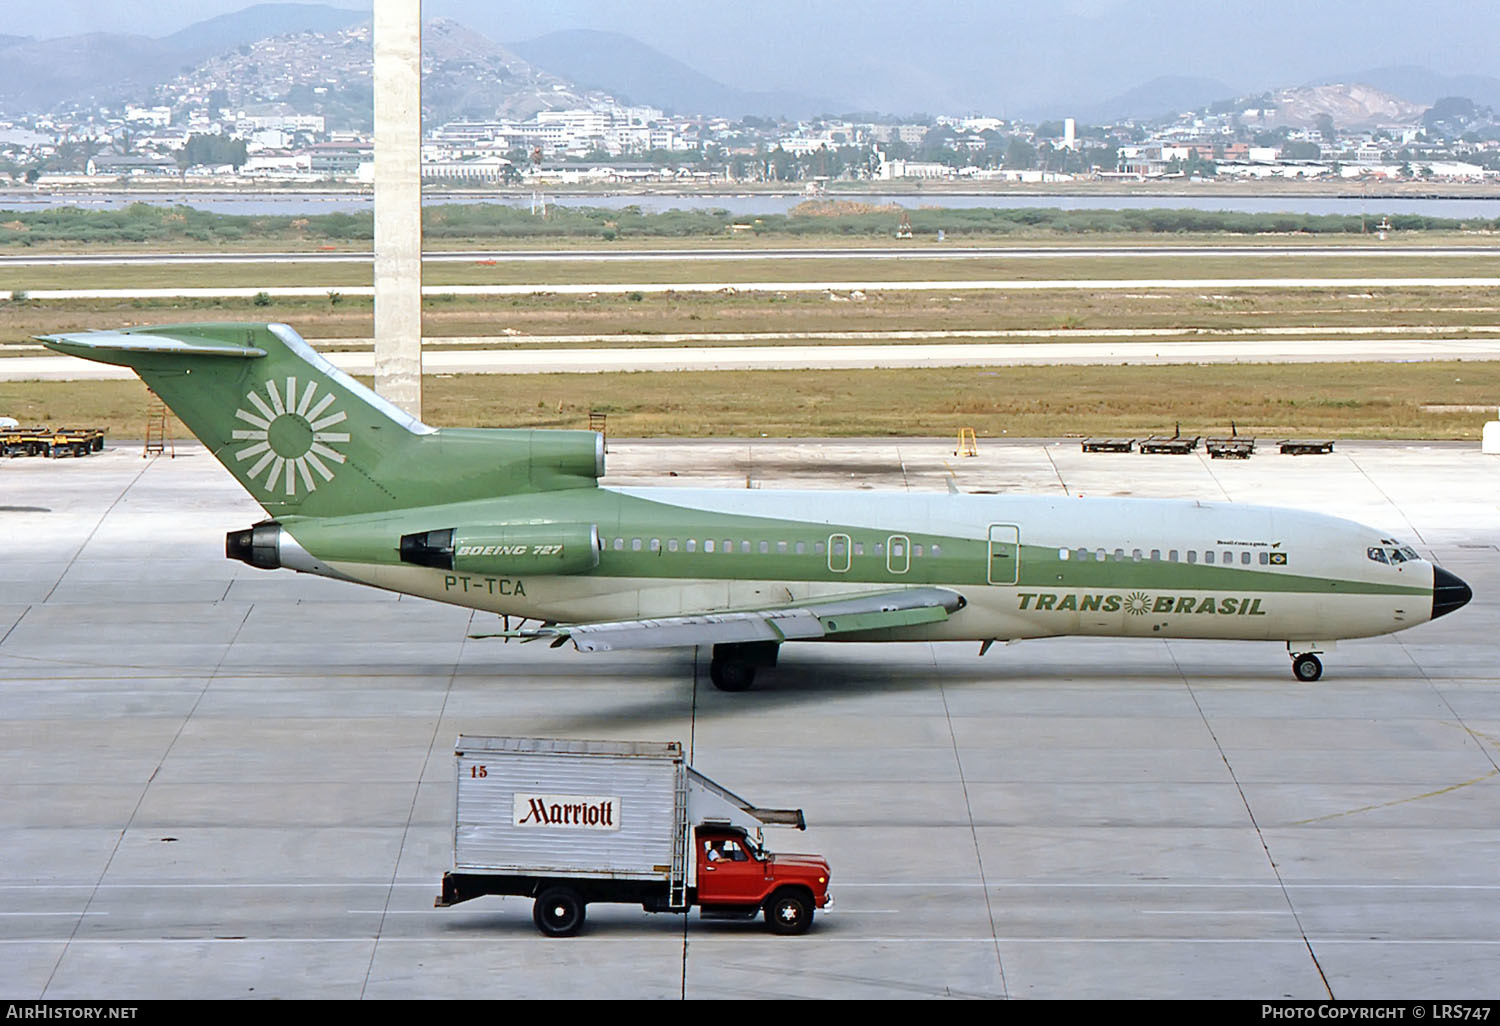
top-left (5, 285), bottom-right (1499, 348)
top-left (4, 362), bottom-right (1496, 441)
top-left (178, 134), bottom-right (249, 170)
top-left (1, 252), bottom-right (1495, 293)
top-left (2, 201), bottom-right (1498, 250)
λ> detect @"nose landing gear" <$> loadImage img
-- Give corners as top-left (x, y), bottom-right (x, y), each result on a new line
top-left (1291, 652), bottom-right (1323, 682)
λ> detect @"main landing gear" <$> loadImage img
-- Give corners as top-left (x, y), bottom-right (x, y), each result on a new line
top-left (708, 641), bottom-right (780, 692)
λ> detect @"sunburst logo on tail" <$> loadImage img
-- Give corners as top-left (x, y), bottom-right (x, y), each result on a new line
top-left (231, 377), bottom-right (350, 497)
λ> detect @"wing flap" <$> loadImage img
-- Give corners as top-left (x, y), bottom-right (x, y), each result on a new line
top-left (472, 586), bottom-right (966, 652)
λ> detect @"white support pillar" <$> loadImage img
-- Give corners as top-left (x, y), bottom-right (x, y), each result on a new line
top-left (373, 0), bottom-right (422, 418)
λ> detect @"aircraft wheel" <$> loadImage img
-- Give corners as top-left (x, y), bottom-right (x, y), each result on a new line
top-left (1292, 653), bottom-right (1323, 682)
top-left (709, 658), bottom-right (755, 692)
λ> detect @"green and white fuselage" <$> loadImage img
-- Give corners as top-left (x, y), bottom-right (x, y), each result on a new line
top-left (39, 321), bottom-right (1470, 690)
top-left (283, 485), bottom-right (1434, 645)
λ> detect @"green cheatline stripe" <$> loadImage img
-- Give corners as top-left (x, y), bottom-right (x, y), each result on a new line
top-left (298, 493), bottom-right (1428, 598)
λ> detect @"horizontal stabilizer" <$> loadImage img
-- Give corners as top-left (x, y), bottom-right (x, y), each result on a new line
top-left (472, 586), bottom-right (966, 652)
top-left (38, 330), bottom-right (267, 364)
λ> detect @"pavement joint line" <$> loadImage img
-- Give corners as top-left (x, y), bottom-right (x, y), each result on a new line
top-left (1169, 644), bottom-right (1335, 999)
top-left (40, 596), bottom-right (256, 999)
top-left (5, 936), bottom-right (1500, 945)
top-left (9, 881), bottom-right (1500, 890)
top-left (683, 648), bottom-right (706, 999)
top-left (1346, 454), bottom-right (1430, 546)
top-left (0, 605), bottom-right (31, 650)
top-left (1397, 633), bottom-right (1500, 782)
top-left (1041, 446), bottom-right (1070, 496)
top-left (933, 642), bottom-right (1010, 998)
top-left (360, 608), bottom-right (468, 999)
top-left (1195, 448), bottom-right (1238, 503)
top-left (38, 457), bottom-right (156, 605)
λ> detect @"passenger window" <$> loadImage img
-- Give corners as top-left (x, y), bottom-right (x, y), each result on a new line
top-left (1259, 551), bottom-right (1269, 565)
top-left (1169, 549), bottom-right (1179, 562)
top-left (650, 538), bottom-right (661, 552)
top-left (815, 541), bottom-right (825, 555)
top-left (1077, 548), bottom-right (1090, 561)
top-left (613, 538), bottom-right (624, 551)
top-left (1204, 551), bottom-right (1214, 565)
top-left (1058, 548), bottom-right (1071, 560)
top-left (1241, 552), bottom-right (1251, 565)
top-left (1131, 549), bottom-right (1142, 562)
top-left (631, 538), bottom-right (643, 551)
top-left (1222, 551), bottom-right (1232, 564)
top-left (667, 539), bottom-right (679, 552)
top-left (795, 541), bottom-right (806, 555)
top-left (741, 541), bottom-right (751, 554)
top-left (758, 541), bottom-right (769, 554)
top-left (914, 544), bottom-right (924, 557)
top-left (704, 540), bottom-right (715, 553)
top-left (931, 544), bottom-right (941, 557)
top-left (1150, 549), bottom-right (1161, 561)
top-left (1186, 550), bottom-right (1196, 564)
top-left (1112, 548), bottom-right (1124, 562)
top-left (686, 539), bottom-right (696, 552)
top-left (853, 542), bottom-right (863, 556)
top-left (1095, 548), bottom-right (1106, 561)
top-left (776, 541), bottom-right (788, 554)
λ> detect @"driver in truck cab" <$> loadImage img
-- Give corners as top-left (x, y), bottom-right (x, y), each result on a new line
top-left (706, 839), bottom-right (747, 862)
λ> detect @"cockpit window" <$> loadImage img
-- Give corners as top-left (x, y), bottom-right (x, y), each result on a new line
top-left (1367, 547), bottom-right (1389, 564)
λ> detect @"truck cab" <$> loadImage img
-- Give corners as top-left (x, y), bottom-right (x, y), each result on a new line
top-left (695, 824), bottom-right (832, 934)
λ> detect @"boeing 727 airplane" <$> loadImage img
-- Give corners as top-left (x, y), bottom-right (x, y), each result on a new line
top-left (41, 322), bottom-right (1472, 690)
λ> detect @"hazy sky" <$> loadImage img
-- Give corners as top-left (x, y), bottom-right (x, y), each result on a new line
top-left (12, 1), bottom-right (1500, 113)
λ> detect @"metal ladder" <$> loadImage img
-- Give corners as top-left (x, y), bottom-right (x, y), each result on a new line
top-left (143, 390), bottom-right (174, 458)
top-left (667, 763), bottom-right (690, 910)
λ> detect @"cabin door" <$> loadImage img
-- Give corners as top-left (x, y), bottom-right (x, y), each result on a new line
top-left (987, 524), bottom-right (1020, 585)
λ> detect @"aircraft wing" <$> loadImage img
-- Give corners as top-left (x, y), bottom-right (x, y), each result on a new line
top-left (472, 586), bottom-right (967, 652)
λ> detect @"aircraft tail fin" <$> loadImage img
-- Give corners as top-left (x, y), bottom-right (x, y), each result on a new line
top-left (39, 323), bottom-right (603, 518)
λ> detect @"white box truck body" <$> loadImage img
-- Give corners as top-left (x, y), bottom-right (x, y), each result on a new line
top-left (437, 736), bottom-right (831, 936)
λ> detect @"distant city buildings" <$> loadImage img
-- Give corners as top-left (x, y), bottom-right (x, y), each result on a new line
top-left (2, 51), bottom-right (1497, 189)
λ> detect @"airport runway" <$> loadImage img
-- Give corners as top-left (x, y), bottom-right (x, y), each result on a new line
top-left (7, 335), bottom-right (1500, 381)
top-left (1, 244), bottom-right (1494, 266)
top-left (1, 438), bottom-right (1496, 999)
top-left (7, 276), bottom-right (1500, 303)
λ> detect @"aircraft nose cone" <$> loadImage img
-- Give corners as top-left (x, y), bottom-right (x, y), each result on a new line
top-left (1432, 566), bottom-right (1473, 620)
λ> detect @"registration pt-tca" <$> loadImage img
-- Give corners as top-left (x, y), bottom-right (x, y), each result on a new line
top-left (435, 736), bottom-right (833, 936)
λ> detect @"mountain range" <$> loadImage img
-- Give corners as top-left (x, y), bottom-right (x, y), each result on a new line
top-left (1, 3), bottom-right (1494, 125)
top-left (508, 30), bottom-right (840, 119)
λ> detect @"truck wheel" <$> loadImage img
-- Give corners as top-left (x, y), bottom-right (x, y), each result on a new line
top-left (533, 886), bottom-right (586, 937)
top-left (765, 889), bottom-right (813, 935)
